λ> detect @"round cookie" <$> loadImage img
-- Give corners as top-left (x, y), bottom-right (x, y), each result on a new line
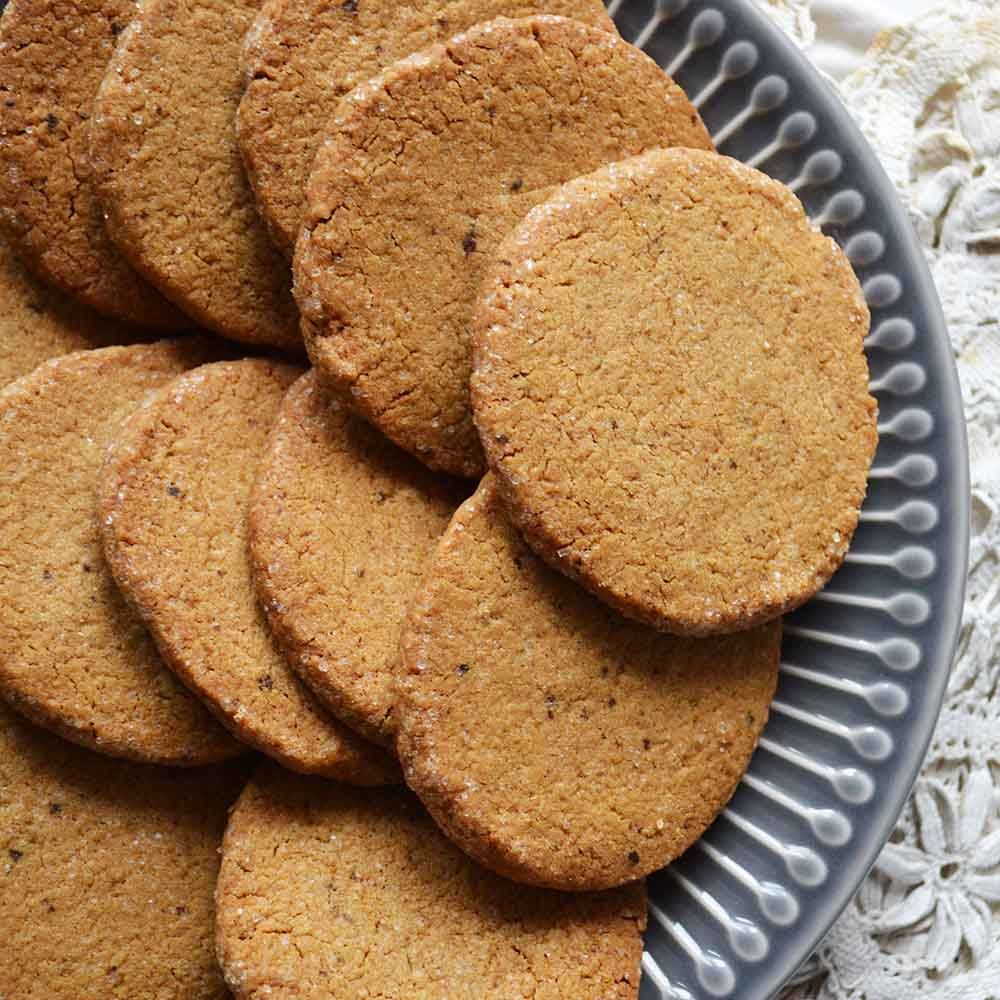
top-left (296, 15), bottom-right (713, 478)
top-left (472, 149), bottom-right (878, 635)
top-left (99, 358), bottom-right (398, 784)
top-left (0, 0), bottom-right (187, 327)
top-left (0, 236), bottom-right (152, 391)
top-left (89, 0), bottom-right (300, 350)
top-left (397, 475), bottom-right (781, 891)
top-left (0, 342), bottom-right (241, 765)
top-left (0, 700), bottom-right (248, 1000)
top-left (216, 762), bottom-right (647, 1000)
top-left (239, 0), bottom-right (615, 258)
top-left (250, 370), bottom-right (466, 748)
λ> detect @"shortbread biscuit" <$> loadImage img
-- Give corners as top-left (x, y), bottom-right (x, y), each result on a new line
top-left (0, 343), bottom-right (241, 765)
top-left (99, 358), bottom-right (398, 783)
top-left (0, 0), bottom-right (187, 326)
top-left (473, 149), bottom-right (878, 634)
top-left (296, 15), bottom-right (712, 477)
top-left (90, 0), bottom-right (300, 349)
top-left (397, 476), bottom-right (780, 890)
top-left (238, 0), bottom-right (614, 257)
top-left (216, 763), bottom-right (646, 1000)
top-left (0, 700), bottom-right (246, 1000)
top-left (250, 369), bottom-right (465, 747)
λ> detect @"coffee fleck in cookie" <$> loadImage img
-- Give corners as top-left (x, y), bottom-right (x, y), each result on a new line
top-left (89, 0), bottom-right (300, 350)
top-left (239, 0), bottom-right (614, 258)
top-left (216, 762), bottom-right (646, 1000)
top-left (99, 358), bottom-right (398, 784)
top-left (0, 343), bottom-right (241, 765)
top-left (0, 236), bottom-right (153, 390)
top-left (473, 149), bottom-right (878, 635)
top-left (0, 700), bottom-right (247, 1000)
top-left (296, 15), bottom-right (712, 478)
top-left (0, 0), bottom-right (187, 327)
top-left (250, 370), bottom-right (466, 748)
top-left (397, 475), bottom-right (780, 891)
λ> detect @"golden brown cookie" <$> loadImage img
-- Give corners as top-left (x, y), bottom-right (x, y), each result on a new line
top-left (473, 149), bottom-right (878, 635)
top-left (397, 475), bottom-right (781, 891)
top-left (0, 701), bottom-right (247, 1000)
top-left (296, 15), bottom-right (712, 478)
top-left (0, 343), bottom-right (241, 765)
top-left (250, 370), bottom-right (465, 748)
top-left (99, 358), bottom-right (398, 783)
top-left (89, 0), bottom-right (300, 350)
top-left (0, 236), bottom-right (153, 390)
top-left (0, 0), bottom-right (187, 327)
top-left (238, 0), bottom-right (614, 258)
top-left (216, 762), bottom-right (646, 1000)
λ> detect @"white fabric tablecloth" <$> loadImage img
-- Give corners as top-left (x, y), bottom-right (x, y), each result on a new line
top-left (806, 0), bottom-right (941, 78)
top-left (751, 2), bottom-right (1000, 998)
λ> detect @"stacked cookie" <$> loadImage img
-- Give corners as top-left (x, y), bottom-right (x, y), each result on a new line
top-left (0, 1), bottom-right (877, 997)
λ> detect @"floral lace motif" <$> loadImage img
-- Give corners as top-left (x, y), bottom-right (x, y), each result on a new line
top-left (753, 1), bottom-right (1000, 997)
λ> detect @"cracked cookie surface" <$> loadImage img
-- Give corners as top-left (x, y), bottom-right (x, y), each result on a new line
top-left (0, 342), bottom-right (241, 765)
top-left (238, 0), bottom-right (613, 258)
top-left (0, 236), bottom-right (154, 390)
top-left (473, 148), bottom-right (878, 634)
top-left (216, 762), bottom-right (647, 1000)
top-left (90, 0), bottom-right (300, 349)
top-left (250, 369), bottom-right (466, 748)
top-left (0, 0), bottom-right (187, 327)
top-left (397, 475), bottom-right (781, 890)
top-left (0, 700), bottom-right (247, 1000)
top-left (99, 358), bottom-right (398, 783)
top-left (296, 14), bottom-right (712, 478)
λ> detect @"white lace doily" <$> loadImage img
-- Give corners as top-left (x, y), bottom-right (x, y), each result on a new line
top-left (751, 1), bottom-right (1000, 997)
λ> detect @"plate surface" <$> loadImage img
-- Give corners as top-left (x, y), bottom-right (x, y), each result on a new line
top-left (607, 2), bottom-right (971, 998)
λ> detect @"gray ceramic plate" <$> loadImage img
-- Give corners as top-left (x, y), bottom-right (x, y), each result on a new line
top-left (605, 2), bottom-right (971, 997)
